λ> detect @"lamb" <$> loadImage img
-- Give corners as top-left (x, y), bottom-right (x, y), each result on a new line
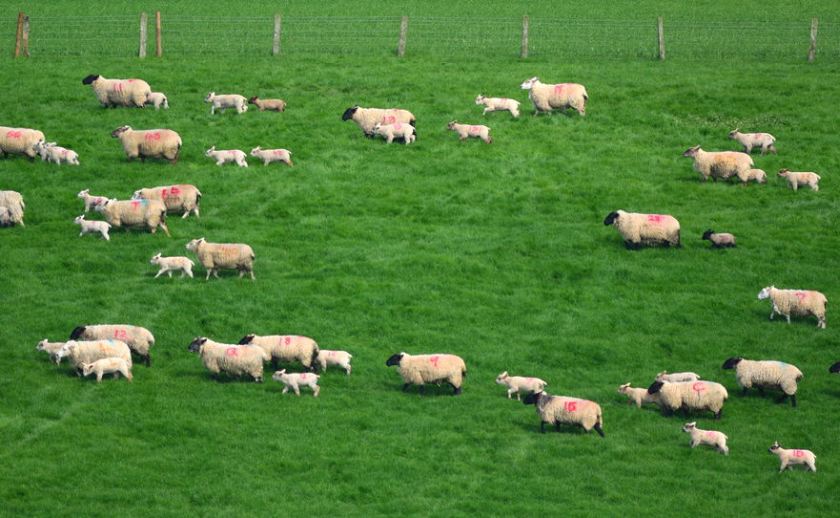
top-left (0, 127), bottom-right (45, 159)
top-left (77, 189), bottom-right (109, 213)
top-left (248, 96), bottom-right (286, 112)
top-left (618, 383), bottom-right (657, 408)
top-left (519, 77), bottom-right (588, 116)
top-left (740, 168), bottom-right (767, 184)
top-left (249, 147), bottom-right (293, 166)
top-left (722, 357), bottom-right (804, 406)
top-left (272, 369), bottom-right (320, 396)
top-left (37, 339), bottom-right (67, 364)
top-left (315, 350), bottom-right (352, 375)
top-left (74, 215), bottom-right (111, 241)
top-left (682, 146), bottom-right (754, 182)
top-left (132, 184), bottom-right (202, 219)
top-left (238, 334), bottom-right (320, 371)
top-left (70, 325), bottom-right (155, 367)
top-left (99, 198), bottom-right (170, 237)
top-left (111, 126), bottom-right (182, 163)
top-left (447, 121), bottom-right (492, 144)
top-left (0, 190), bottom-right (25, 226)
top-left (769, 442), bottom-right (816, 472)
top-left (145, 92), bottom-right (168, 110)
top-left (385, 352), bottom-right (467, 395)
top-left (206, 146), bottom-right (248, 167)
top-left (682, 422), bottom-right (729, 455)
top-left (82, 74), bottom-right (151, 108)
top-left (371, 122), bottom-right (416, 144)
top-left (475, 95), bottom-right (520, 118)
top-left (523, 391), bottom-right (604, 436)
top-left (777, 169), bottom-right (820, 192)
top-left (702, 230), bottom-right (736, 248)
top-left (150, 253), bottom-right (194, 278)
top-left (82, 357), bottom-right (133, 383)
top-left (603, 210), bottom-right (681, 249)
top-left (655, 371), bottom-right (702, 383)
top-left (831, 361), bottom-right (840, 374)
top-left (204, 92), bottom-right (248, 114)
top-left (186, 237), bottom-right (255, 280)
top-left (647, 380), bottom-right (728, 419)
top-left (728, 129), bottom-right (776, 154)
top-left (187, 337), bottom-right (268, 382)
top-left (33, 141), bottom-right (80, 166)
top-left (341, 106), bottom-right (416, 137)
top-left (757, 286), bottom-right (827, 329)
top-left (56, 340), bottom-right (132, 376)
top-left (495, 372), bottom-right (547, 400)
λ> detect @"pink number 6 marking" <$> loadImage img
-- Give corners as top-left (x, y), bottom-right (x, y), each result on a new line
top-left (284, 336), bottom-right (292, 345)
top-left (225, 347), bottom-right (238, 357)
top-left (564, 401), bottom-right (577, 412)
top-left (429, 356), bottom-right (440, 367)
top-left (692, 382), bottom-right (705, 394)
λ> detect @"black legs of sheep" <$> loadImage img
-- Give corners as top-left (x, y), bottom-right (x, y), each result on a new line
top-left (540, 421), bottom-right (605, 437)
top-left (401, 383), bottom-right (461, 396)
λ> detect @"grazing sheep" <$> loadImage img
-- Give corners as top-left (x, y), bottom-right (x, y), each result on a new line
top-left (655, 371), bottom-right (701, 383)
top-left (0, 127), bottom-right (45, 159)
top-left (495, 372), bottom-right (548, 400)
top-left (77, 189), bottom-right (109, 213)
top-left (757, 286), bottom-right (827, 329)
top-left (272, 369), bottom-right (320, 396)
top-left (315, 350), bottom-right (352, 375)
top-left (682, 422), bottom-right (729, 455)
top-left (150, 253), bottom-right (194, 278)
top-left (385, 352), bottom-right (466, 395)
top-left (475, 95), bottom-right (520, 118)
top-left (204, 92), bottom-right (248, 114)
top-left (372, 122), bottom-right (416, 144)
top-left (99, 198), bottom-right (170, 237)
top-left (74, 215), bottom-right (111, 241)
top-left (341, 106), bottom-right (416, 137)
top-left (523, 391), bottom-right (604, 436)
top-left (777, 169), bottom-right (820, 192)
top-left (618, 383), bottom-right (657, 408)
top-left (186, 237), bottom-right (255, 280)
top-left (739, 168), bottom-right (767, 184)
top-left (111, 126), bottom-right (181, 163)
top-left (830, 361), bottom-right (840, 374)
top-left (238, 334), bottom-right (319, 371)
top-left (145, 92), bottom-right (168, 110)
top-left (0, 190), bottom-right (25, 226)
top-left (37, 339), bottom-right (67, 365)
top-left (187, 337), bottom-right (268, 382)
top-left (447, 121), bottom-right (492, 143)
top-left (647, 380), bottom-right (728, 419)
top-left (70, 325), bottom-right (155, 367)
top-left (248, 96), bottom-right (286, 112)
top-left (56, 340), bottom-right (132, 376)
top-left (82, 357), bottom-right (133, 383)
top-left (132, 185), bottom-right (201, 219)
top-left (769, 442), bottom-right (816, 472)
top-left (729, 129), bottom-right (776, 154)
top-left (249, 147), bottom-right (293, 166)
top-left (519, 77), bottom-right (588, 116)
top-left (682, 146), bottom-right (754, 182)
top-left (82, 74), bottom-right (151, 108)
top-left (722, 357), bottom-right (803, 406)
top-left (603, 210), bottom-right (681, 249)
top-left (205, 146), bottom-right (248, 167)
top-left (702, 230), bottom-right (736, 248)
top-left (33, 141), bottom-right (80, 166)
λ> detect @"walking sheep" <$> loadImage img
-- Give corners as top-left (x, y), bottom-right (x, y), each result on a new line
top-left (523, 392), bottom-right (604, 436)
top-left (249, 97), bottom-right (286, 112)
top-left (145, 92), bottom-right (168, 110)
top-left (341, 106), bottom-right (416, 137)
top-left (722, 357), bottom-right (803, 406)
top-left (77, 189), bottom-right (109, 213)
top-left (655, 371), bottom-right (701, 383)
top-left (702, 230), bottom-right (736, 248)
top-left (496, 372), bottom-right (547, 400)
top-left (70, 324), bottom-right (155, 367)
top-left (682, 422), bottom-right (729, 455)
top-left (777, 169), bottom-right (820, 192)
top-left (372, 122), bottom-right (416, 144)
top-left (186, 238), bottom-right (255, 280)
top-left (757, 286), bottom-right (827, 329)
top-left (56, 340), bottom-right (133, 376)
top-left (82, 358), bottom-right (133, 383)
top-left (728, 129), bottom-right (776, 155)
top-left (385, 352), bottom-right (466, 395)
top-left (111, 126), bottom-right (182, 163)
top-left (150, 253), bottom-right (194, 278)
top-left (315, 350), bottom-right (352, 375)
top-left (740, 168), bottom-right (767, 184)
top-left (204, 92), bottom-right (248, 114)
top-left (0, 127), bottom-right (45, 159)
top-left (618, 383), bottom-right (658, 408)
top-left (769, 442), bottom-right (816, 472)
top-left (249, 147), bottom-right (293, 166)
top-left (99, 198), bottom-right (170, 237)
top-left (520, 77), bottom-right (588, 116)
top-left (447, 122), bottom-right (492, 144)
top-left (647, 380), bottom-right (728, 419)
top-left (37, 339), bottom-right (67, 365)
top-left (82, 74), bottom-right (151, 108)
top-left (603, 210), bottom-right (681, 249)
top-left (34, 141), bottom-right (80, 166)
top-left (74, 215), bottom-right (111, 241)
top-left (0, 190), bottom-right (25, 226)
top-left (272, 370), bottom-right (320, 396)
top-left (188, 337), bottom-right (269, 382)
top-left (238, 334), bottom-right (320, 371)
top-left (682, 146), bottom-right (754, 182)
top-left (475, 95), bottom-right (520, 118)
top-left (132, 185), bottom-right (201, 219)
top-left (206, 146), bottom-right (248, 167)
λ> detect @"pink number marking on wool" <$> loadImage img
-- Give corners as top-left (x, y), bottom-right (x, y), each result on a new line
top-left (429, 356), bottom-right (440, 367)
top-left (225, 347), bottom-right (238, 357)
top-left (273, 149), bottom-right (285, 156)
top-left (383, 115), bottom-right (396, 124)
top-left (113, 329), bottom-right (128, 340)
top-left (470, 126), bottom-right (481, 134)
top-left (300, 373), bottom-right (307, 380)
top-left (144, 132), bottom-right (161, 141)
top-left (793, 450), bottom-right (805, 458)
top-left (284, 336), bottom-right (292, 345)
top-left (692, 382), bottom-right (706, 394)
top-left (6, 130), bottom-right (22, 139)
top-left (794, 291), bottom-right (808, 301)
top-left (130, 200), bottom-right (141, 209)
top-left (393, 123), bottom-right (402, 130)
top-left (114, 82), bottom-right (124, 93)
top-left (564, 401), bottom-right (578, 412)
top-left (647, 214), bottom-right (666, 223)
top-left (554, 84), bottom-right (567, 95)
top-left (705, 431), bottom-right (716, 439)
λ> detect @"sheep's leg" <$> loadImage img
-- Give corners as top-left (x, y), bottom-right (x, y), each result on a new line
top-left (402, 383), bottom-right (411, 392)
top-left (741, 387), bottom-right (749, 396)
top-left (593, 423), bottom-right (604, 437)
top-left (249, 270), bottom-right (255, 281)
top-left (154, 269), bottom-right (165, 279)
top-left (539, 421), bottom-right (546, 433)
top-left (181, 212), bottom-right (189, 219)
top-left (790, 395), bottom-right (797, 407)
top-left (554, 421), bottom-right (561, 432)
top-left (313, 385), bottom-right (320, 397)
top-left (167, 271), bottom-right (173, 278)
top-left (450, 383), bottom-right (461, 396)
top-left (96, 372), bottom-right (103, 383)
top-left (144, 355), bottom-right (151, 367)
top-left (714, 410), bottom-right (722, 420)
top-left (690, 439), bottom-right (699, 448)
top-left (345, 365), bottom-right (351, 375)
top-left (779, 460), bottom-right (788, 473)
top-left (506, 389), bottom-right (513, 399)
top-left (785, 314), bottom-right (791, 324)
top-left (213, 270), bottom-right (220, 279)
top-left (282, 386), bottom-right (289, 394)
top-left (205, 270), bottom-right (212, 281)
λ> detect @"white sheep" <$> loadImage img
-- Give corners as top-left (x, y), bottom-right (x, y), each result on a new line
top-left (655, 371), bottom-right (701, 383)
top-left (238, 334), bottom-right (320, 371)
top-left (111, 126), bottom-right (182, 163)
top-left (682, 422), bottom-right (729, 455)
top-left (56, 340), bottom-right (132, 376)
top-left (206, 146), bottom-right (248, 167)
top-left (372, 122), bottom-right (416, 144)
top-left (447, 121), bottom-right (492, 144)
top-left (386, 352), bottom-right (467, 395)
top-left (33, 141), bottom-right (80, 166)
top-left (722, 357), bottom-right (804, 406)
top-left (495, 372), bottom-right (547, 400)
top-left (74, 215), bottom-right (111, 241)
top-left (99, 198), bottom-right (170, 237)
top-left (315, 349), bottom-right (352, 375)
top-left (70, 324), bottom-right (155, 367)
top-left (777, 169), bottom-right (820, 192)
top-left (758, 286), bottom-right (827, 329)
top-left (82, 357), bottom-right (133, 383)
top-left (272, 369), bottom-right (321, 397)
top-left (37, 339), bottom-right (67, 364)
top-left (728, 129), bottom-right (776, 155)
top-left (769, 442), bottom-right (816, 472)
top-left (205, 92), bottom-right (248, 115)
top-left (475, 95), bottom-right (520, 118)
top-left (523, 391), bottom-right (604, 436)
top-left (186, 237), bottom-right (255, 280)
top-left (682, 146), bottom-right (754, 182)
top-left (0, 190), bottom-right (25, 226)
top-left (188, 337), bottom-right (268, 382)
top-left (701, 230), bottom-right (736, 248)
top-left (520, 77), bottom-right (588, 116)
top-left (341, 106), bottom-right (416, 137)
top-left (145, 92), bottom-right (169, 110)
top-left (0, 127), bottom-right (45, 159)
top-left (150, 253), bottom-right (194, 278)
top-left (77, 189), bottom-right (109, 213)
top-left (248, 96), bottom-right (286, 112)
top-left (82, 74), bottom-right (151, 108)
top-left (603, 210), bottom-right (681, 249)
top-left (132, 185), bottom-right (202, 219)
top-left (647, 380), bottom-right (728, 419)
top-left (618, 383), bottom-right (657, 408)
top-left (249, 147), bottom-right (293, 166)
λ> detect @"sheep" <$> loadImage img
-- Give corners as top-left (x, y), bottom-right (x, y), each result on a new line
top-left (475, 95), bottom-right (520, 118)
top-left (682, 422), bottom-right (729, 455)
top-left (111, 126), bottom-right (182, 163)
top-left (74, 215), bottom-right (111, 241)
top-left (618, 383), bottom-right (658, 408)
top-left (238, 334), bottom-right (320, 371)
top-left (186, 237), bottom-right (255, 280)
top-left (248, 96), bottom-right (286, 112)
top-left (99, 198), bottom-right (170, 237)
top-left (603, 210), bottom-right (681, 249)
top-left (82, 74), bottom-right (151, 108)
top-left (519, 77), bottom-right (588, 116)
top-left (831, 362), bottom-right (840, 374)
top-left (0, 127), bottom-right (45, 159)
top-left (145, 92), bottom-right (169, 110)
top-left (205, 146), bottom-right (248, 167)
top-left (495, 372), bottom-right (548, 400)
top-left (249, 147), bottom-right (293, 166)
top-left (385, 352), bottom-right (467, 395)
top-left (341, 106), bottom-right (416, 137)
top-left (372, 122), bottom-right (416, 144)
top-left (150, 253), bottom-right (194, 278)
top-left (655, 371), bottom-right (702, 383)
top-left (0, 190), bottom-right (25, 226)
top-left (187, 337), bottom-right (268, 382)
top-left (681, 146), bottom-right (754, 182)
top-left (768, 441), bottom-right (816, 472)
top-left (204, 92), bottom-right (248, 115)
top-left (132, 184), bottom-right (202, 219)
top-left (447, 121), bottom-right (492, 144)
top-left (777, 169), bottom-right (820, 192)
top-left (729, 129), bottom-right (776, 155)
top-left (757, 286), bottom-right (827, 329)
top-left (523, 391), bottom-right (604, 436)
top-left (77, 189), bottom-right (109, 213)
top-left (37, 339), bottom-right (67, 364)
top-left (647, 380), bottom-right (728, 419)
top-left (272, 369), bottom-right (321, 397)
top-left (33, 141), bottom-right (80, 166)
top-left (722, 357), bottom-right (804, 406)
top-left (82, 357), bottom-right (133, 383)
top-left (70, 325), bottom-right (155, 367)
top-left (740, 168), bottom-right (767, 184)
top-left (56, 340), bottom-right (132, 376)
top-left (315, 350), bottom-right (352, 375)
top-left (702, 230), bottom-right (736, 248)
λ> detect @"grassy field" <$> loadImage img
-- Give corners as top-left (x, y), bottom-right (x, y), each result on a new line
top-left (2, 2), bottom-right (840, 516)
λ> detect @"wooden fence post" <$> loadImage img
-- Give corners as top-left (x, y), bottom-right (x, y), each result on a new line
top-left (808, 17), bottom-right (818, 62)
top-left (657, 16), bottom-right (665, 60)
top-left (521, 15), bottom-right (529, 58)
top-left (397, 16), bottom-right (408, 57)
top-left (155, 11), bottom-right (162, 57)
top-left (139, 12), bottom-right (148, 58)
top-left (272, 14), bottom-right (282, 55)
top-left (21, 15), bottom-right (30, 57)
top-left (13, 12), bottom-right (23, 58)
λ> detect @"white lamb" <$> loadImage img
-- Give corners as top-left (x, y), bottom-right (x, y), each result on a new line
top-left (74, 215), bottom-right (111, 241)
top-left (150, 253), bottom-right (194, 278)
top-left (656, 371), bottom-right (701, 383)
top-left (495, 371), bottom-right (547, 400)
top-left (682, 422), bottom-right (729, 455)
top-left (769, 441), bottom-right (816, 472)
top-left (205, 92), bottom-right (247, 114)
top-left (77, 189), bottom-right (109, 212)
top-left (145, 92), bottom-right (169, 110)
top-left (205, 146), bottom-right (248, 167)
top-left (34, 141), bottom-right (80, 166)
top-left (315, 350), bottom-right (353, 375)
top-left (475, 95), bottom-right (520, 118)
top-left (272, 369), bottom-right (320, 397)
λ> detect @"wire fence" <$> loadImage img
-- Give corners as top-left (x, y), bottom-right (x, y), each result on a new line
top-left (6, 14), bottom-right (840, 62)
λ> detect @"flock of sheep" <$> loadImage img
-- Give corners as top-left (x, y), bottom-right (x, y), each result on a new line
top-left (2, 71), bottom-right (835, 474)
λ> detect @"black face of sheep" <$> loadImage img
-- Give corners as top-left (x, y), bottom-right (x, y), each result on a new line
top-left (69, 326), bottom-right (86, 340)
top-left (682, 146), bottom-right (700, 158)
top-left (768, 441), bottom-right (781, 453)
top-left (111, 126), bottom-right (129, 138)
top-left (81, 74), bottom-right (100, 85)
top-left (341, 107), bottom-right (358, 121)
top-left (603, 211), bottom-right (619, 226)
top-left (385, 353), bottom-right (403, 367)
top-left (830, 362), bottom-right (840, 374)
top-left (523, 392), bottom-right (543, 406)
top-left (647, 381), bottom-right (665, 394)
top-left (188, 337), bottom-right (207, 353)
top-left (722, 357), bottom-right (743, 370)
top-left (248, 96), bottom-right (259, 104)
top-left (702, 230), bottom-right (715, 240)
top-left (238, 334), bottom-right (255, 345)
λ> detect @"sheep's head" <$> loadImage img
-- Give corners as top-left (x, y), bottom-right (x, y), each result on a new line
top-left (37, 339), bottom-right (48, 351)
top-left (131, 190), bottom-right (143, 200)
top-left (248, 96), bottom-right (259, 104)
top-left (647, 381), bottom-right (665, 394)
top-left (150, 253), bottom-right (162, 264)
top-left (522, 391), bottom-right (543, 406)
top-left (520, 77), bottom-right (538, 90)
top-left (372, 122), bottom-right (383, 132)
top-left (238, 334), bottom-right (256, 345)
top-left (777, 168), bottom-right (790, 177)
top-left (77, 189), bottom-right (90, 198)
top-left (385, 353), bottom-right (404, 367)
top-left (111, 126), bottom-right (131, 138)
top-left (722, 357), bottom-right (743, 370)
top-left (56, 341), bottom-right (78, 361)
top-left (341, 106), bottom-right (359, 121)
top-left (830, 362), bottom-right (840, 374)
top-left (204, 92), bottom-right (215, 102)
top-left (682, 145), bottom-right (701, 158)
top-left (495, 372), bottom-right (509, 384)
top-left (728, 129), bottom-right (740, 139)
top-left (74, 215), bottom-right (85, 224)
top-left (188, 337), bottom-right (208, 353)
top-left (69, 326), bottom-right (86, 340)
top-left (603, 211), bottom-right (620, 226)
top-left (702, 229), bottom-right (715, 240)
top-left (618, 383), bottom-right (631, 394)
top-left (475, 95), bottom-right (485, 104)
top-left (204, 146), bottom-right (216, 156)
top-left (447, 121), bottom-right (457, 130)
top-left (768, 441), bottom-right (781, 453)
top-left (249, 147), bottom-right (261, 156)
top-left (185, 238), bottom-right (205, 252)
top-left (81, 363), bottom-right (95, 376)
top-left (81, 74), bottom-right (100, 85)
top-left (272, 369), bottom-right (287, 382)
top-left (757, 286), bottom-right (773, 300)
top-left (682, 422), bottom-right (697, 433)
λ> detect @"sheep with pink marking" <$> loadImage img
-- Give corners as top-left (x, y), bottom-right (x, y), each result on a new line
top-left (520, 77), bottom-right (588, 116)
top-left (386, 352), bottom-right (466, 395)
top-left (496, 372), bottom-right (547, 400)
top-left (758, 286), bottom-right (827, 329)
top-left (206, 146), bottom-right (247, 167)
top-left (603, 210), bottom-right (681, 249)
top-left (250, 147), bottom-right (293, 166)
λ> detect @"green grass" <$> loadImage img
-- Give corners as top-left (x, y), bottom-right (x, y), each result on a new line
top-left (2, 4), bottom-right (840, 516)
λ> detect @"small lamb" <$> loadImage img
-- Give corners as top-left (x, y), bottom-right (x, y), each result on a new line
top-left (150, 253), bottom-right (194, 278)
top-left (769, 441), bottom-right (816, 472)
top-left (145, 92), bottom-right (169, 110)
top-left (205, 146), bottom-right (248, 167)
top-left (447, 121), bottom-right (492, 143)
top-left (249, 147), bottom-right (293, 166)
top-left (618, 383), bottom-right (657, 408)
top-left (682, 422), bottom-right (729, 455)
top-left (81, 357), bottom-right (133, 383)
top-left (475, 95), bottom-right (520, 118)
top-left (34, 141), bottom-right (80, 166)
top-left (372, 122), bottom-right (416, 144)
top-left (728, 129), bottom-right (776, 155)
top-left (74, 215), bottom-right (111, 241)
top-left (77, 189), bottom-right (109, 212)
top-left (204, 92), bottom-right (247, 115)
top-left (702, 230), bottom-right (736, 248)
top-left (778, 169), bottom-right (820, 192)
top-left (495, 371), bottom-right (547, 400)
top-left (655, 371), bottom-right (701, 383)
top-left (272, 369), bottom-right (320, 397)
